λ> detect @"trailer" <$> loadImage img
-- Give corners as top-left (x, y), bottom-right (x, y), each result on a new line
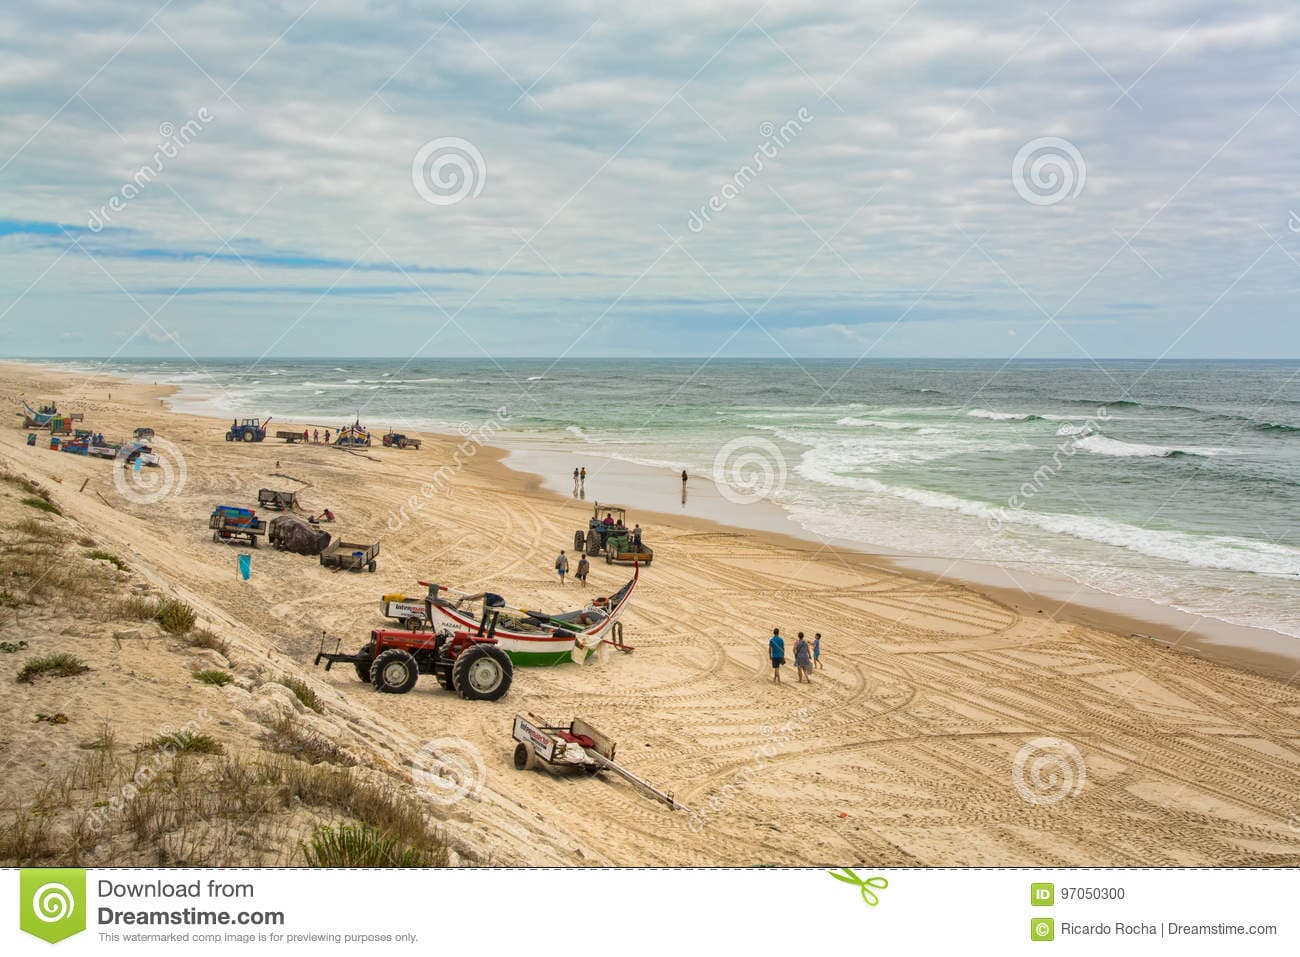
top-left (209, 505), bottom-right (267, 548)
top-left (257, 488), bottom-right (300, 510)
top-left (510, 714), bottom-right (688, 811)
top-left (379, 594), bottom-right (430, 630)
top-left (275, 430), bottom-right (306, 444)
top-left (320, 539), bottom-right (379, 573)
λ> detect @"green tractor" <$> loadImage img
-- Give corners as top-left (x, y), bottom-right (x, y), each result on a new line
top-left (574, 503), bottom-right (653, 565)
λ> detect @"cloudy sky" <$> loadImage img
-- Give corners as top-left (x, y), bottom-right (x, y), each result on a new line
top-left (2, 0), bottom-right (1299, 358)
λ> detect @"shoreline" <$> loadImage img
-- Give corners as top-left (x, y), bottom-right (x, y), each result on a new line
top-left (5, 357), bottom-right (1296, 680)
top-left (4, 357), bottom-right (1300, 867)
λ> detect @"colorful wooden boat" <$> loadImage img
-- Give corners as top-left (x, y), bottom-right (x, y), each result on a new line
top-left (423, 567), bottom-right (639, 666)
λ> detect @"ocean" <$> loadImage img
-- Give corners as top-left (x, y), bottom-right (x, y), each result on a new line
top-left (69, 357), bottom-right (1300, 640)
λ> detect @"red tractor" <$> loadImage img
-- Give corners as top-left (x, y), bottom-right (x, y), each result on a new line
top-left (314, 602), bottom-right (513, 701)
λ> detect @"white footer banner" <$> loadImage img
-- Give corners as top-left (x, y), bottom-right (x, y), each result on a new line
top-left (6, 868), bottom-right (1294, 955)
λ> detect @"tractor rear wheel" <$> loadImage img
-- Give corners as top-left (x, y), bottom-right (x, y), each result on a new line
top-left (452, 645), bottom-right (513, 701)
top-left (370, 649), bottom-right (419, 694)
top-left (574, 531), bottom-right (584, 551)
top-left (513, 742), bottom-right (535, 771)
top-left (243, 431), bottom-right (255, 442)
top-left (353, 642), bottom-right (375, 682)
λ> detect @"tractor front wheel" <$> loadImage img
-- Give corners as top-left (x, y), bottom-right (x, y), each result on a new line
top-left (586, 535), bottom-right (601, 556)
top-left (370, 649), bottom-right (419, 694)
top-left (452, 645), bottom-right (513, 701)
top-left (513, 742), bottom-right (535, 771)
top-left (225, 432), bottom-right (234, 442)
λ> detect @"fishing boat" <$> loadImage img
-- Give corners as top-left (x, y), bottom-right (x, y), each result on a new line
top-left (420, 567), bottom-right (638, 666)
top-left (20, 400), bottom-right (58, 427)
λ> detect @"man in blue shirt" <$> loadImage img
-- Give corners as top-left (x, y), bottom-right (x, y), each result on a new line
top-left (768, 627), bottom-right (785, 684)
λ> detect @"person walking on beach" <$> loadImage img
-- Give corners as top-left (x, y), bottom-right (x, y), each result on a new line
top-left (576, 554), bottom-right (590, 585)
top-left (768, 627), bottom-right (785, 685)
top-left (555, 550), bottom-right (570, 585)
top-left (813, 632), bottom-right (822, 670)
top-left (794, 632), bottom-right (812, 684)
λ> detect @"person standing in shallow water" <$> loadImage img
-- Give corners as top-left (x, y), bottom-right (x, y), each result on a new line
top-left (768, 627), bottom-right (785, 684)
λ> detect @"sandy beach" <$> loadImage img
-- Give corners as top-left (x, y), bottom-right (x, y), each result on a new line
top-left (2, 359), bottom-right (1299, 867)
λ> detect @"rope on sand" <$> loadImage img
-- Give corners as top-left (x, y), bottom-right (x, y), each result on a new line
top-left (271, 472), bottom-right (314, 487)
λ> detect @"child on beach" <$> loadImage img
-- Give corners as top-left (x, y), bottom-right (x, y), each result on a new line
top-left (794, 632), bottom-right (812, 683)
top-left (576, 554), bottom-right (590, 584)
top-left (813, 632), bottom-right (822, 669)
top-left (768, 628), bottom-right (785, 684)
top-left (555, 550), bottom-right (570, 585)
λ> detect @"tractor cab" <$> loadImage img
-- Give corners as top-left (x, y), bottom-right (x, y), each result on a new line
top-left (576, 502), bottom-right (628, 555)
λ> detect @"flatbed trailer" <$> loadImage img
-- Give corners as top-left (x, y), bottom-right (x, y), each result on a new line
top-left (320, 539), bottom-right (379, 572)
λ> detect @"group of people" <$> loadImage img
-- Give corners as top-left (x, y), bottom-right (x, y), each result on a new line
top-left (553, 549), bottom-right (589, 585)
top-left (767, 627), bottom-right (821, 684)
top-left (307, 428), bottom-right (332, 444)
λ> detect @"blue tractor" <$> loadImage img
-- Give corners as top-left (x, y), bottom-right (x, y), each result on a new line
top-left (225, 417), bottom-right (271, 442)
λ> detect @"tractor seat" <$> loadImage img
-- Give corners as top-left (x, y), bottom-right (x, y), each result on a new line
top-left (557, 731), bottom-right (596, 749)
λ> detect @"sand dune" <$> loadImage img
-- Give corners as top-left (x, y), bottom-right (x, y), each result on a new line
top-left (2, 361), bottom-right (1298, 866)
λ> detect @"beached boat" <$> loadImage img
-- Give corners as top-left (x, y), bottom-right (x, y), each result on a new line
top-left (21, 400), bottom-right (57, 426)
top-left (423, 568), bottom-right (638, 666)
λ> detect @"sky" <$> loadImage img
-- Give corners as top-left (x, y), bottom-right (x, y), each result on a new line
top-left (2, 0), bottom-right (1299, 359)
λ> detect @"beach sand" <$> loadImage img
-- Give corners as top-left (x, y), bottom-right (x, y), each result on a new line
top-left (2, 360), bottom-right (1299, 866)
